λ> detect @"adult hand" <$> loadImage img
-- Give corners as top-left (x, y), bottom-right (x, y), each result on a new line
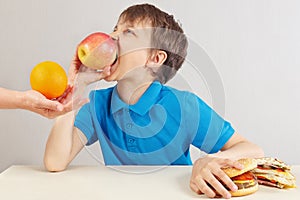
top-left (190, 156), bottom-right (243, 199)
top-left (20, 90), bottom-right (65, 119)
top-left (1, 53), bottom-right (110, 119)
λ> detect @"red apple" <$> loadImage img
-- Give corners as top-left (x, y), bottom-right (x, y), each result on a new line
top-left (77, 32), bottom-right (117, 70)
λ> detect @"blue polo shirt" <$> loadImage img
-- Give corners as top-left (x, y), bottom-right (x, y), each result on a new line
top-left (74, 81), bottom-right (234, 165)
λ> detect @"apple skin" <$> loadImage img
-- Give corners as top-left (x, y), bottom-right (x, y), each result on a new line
top-left (77, 32), bottom-right (117, 69)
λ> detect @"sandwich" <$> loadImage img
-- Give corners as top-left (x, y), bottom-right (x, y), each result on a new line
top-left (222, 158), bottom-right (259, 197)
top-left (252, 157), bottom-right (296, 189)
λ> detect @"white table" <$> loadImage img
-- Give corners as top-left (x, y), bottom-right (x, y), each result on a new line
top-left (0, 165), bottom-right (299, 200)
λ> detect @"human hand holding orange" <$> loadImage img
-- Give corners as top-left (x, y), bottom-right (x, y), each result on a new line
top-left (29, 58), bottom-right (111, 118)
top-left (29, 61), bottom-right (86, 117)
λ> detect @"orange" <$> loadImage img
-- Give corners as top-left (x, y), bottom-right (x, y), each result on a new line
top-left (30, 61), bottom-right (68, 99)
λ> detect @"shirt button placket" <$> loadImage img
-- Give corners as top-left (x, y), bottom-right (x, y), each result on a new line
top-left (126, 123), bottom-right (133, 129)
top-left (128, 138), bottom-right (135, 144)
top-left (127, 137), bottom-right (136, 152)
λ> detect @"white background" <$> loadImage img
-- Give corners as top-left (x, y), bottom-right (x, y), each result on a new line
top-left (1, 0), bottom-right (300, 172)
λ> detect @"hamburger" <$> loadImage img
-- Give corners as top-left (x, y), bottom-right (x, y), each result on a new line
top-left (222, 158), bottom-right (259, 197)
top-left (252, 157), bottom-right (296, 189)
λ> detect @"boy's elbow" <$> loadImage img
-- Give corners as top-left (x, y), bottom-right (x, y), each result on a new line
top-left (44, 156), bottom-right (68, 172)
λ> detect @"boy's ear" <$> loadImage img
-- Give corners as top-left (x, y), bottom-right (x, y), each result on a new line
top-left (147, 50), bottom-right (167, 66)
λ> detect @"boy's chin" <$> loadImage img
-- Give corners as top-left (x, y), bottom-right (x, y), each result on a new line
top-left (103, 76), bottom-right (114, 82)
top-left (103, 74), bottom-right (118, 82)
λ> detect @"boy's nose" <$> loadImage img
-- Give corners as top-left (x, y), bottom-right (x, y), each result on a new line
top-left (109, 32), bottom-right (119, 41)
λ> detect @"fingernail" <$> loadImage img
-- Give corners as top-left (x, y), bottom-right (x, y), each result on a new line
top-left (226, 194), bottom-right (231, 199)
top-left (233, 185), bottom-right (238, 191)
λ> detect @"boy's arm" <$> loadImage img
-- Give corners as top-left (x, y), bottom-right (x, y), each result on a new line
top-left (190, 132), bottom-right (264, 199)
top-left (213, 132), bottom-right (264, 159)
top-left (44, 111), bottom-right (87, 172)
top-left (43, 55), bottom-right (112, 171)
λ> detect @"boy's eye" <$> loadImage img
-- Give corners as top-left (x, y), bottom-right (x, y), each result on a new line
top-left (123, 29), bottom-right (135, 36)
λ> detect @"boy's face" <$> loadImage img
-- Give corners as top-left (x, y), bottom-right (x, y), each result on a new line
top-left (104, 19), bottom-right (153, 82)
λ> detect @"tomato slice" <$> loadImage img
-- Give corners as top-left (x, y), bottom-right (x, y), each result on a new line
top-left (232, 171), bottom-right (255, 181)
top-left (257, 165), bottom-right (285, 172)
top-left (276, 168), bottom-right (284, 172)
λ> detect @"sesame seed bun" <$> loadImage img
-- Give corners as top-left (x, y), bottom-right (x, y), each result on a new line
top-left (223, 158), bottom-right (258, 178)
top-left (222, 158), bottom-right (259, 197)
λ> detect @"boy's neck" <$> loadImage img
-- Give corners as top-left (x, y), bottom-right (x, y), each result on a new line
top-left (116, 78), bottom-right (154, 105)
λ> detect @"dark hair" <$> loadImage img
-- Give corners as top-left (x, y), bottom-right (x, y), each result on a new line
top-left (119, 4), bottom-right (188, 83)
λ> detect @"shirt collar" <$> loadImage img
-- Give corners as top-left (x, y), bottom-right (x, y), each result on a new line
top-left (111, 81), bottom-right (162, 116)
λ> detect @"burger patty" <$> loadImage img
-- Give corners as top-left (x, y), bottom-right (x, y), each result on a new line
top-left (234, 180), bottom-right (258, 190)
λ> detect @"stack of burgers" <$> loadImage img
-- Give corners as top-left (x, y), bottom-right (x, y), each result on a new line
top-left (219, 157), bottom-right (296, 197)
top-left (252, 157), bottom-right (296, 189)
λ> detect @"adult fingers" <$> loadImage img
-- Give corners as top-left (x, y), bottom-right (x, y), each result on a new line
top-left (38, 99), bottom-right (63, 112)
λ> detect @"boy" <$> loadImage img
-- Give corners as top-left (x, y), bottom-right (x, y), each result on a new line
top-left (44, 4), bottom-right (264, 199)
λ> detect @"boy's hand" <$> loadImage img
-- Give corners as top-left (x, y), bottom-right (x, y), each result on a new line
top-left (68, 52), bottom-right (111, 86)
top-left (190, 157), bottom-right (243, 199)
top-left (54, 52), bottom-right (111, 115)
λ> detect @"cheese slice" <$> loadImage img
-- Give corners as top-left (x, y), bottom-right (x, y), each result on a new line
top-left (233, 179), bottom-right (255, 185)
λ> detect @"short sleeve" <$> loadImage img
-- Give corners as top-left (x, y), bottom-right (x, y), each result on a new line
top-left (188, 93), bottom-right (235, 153)
top-left (74, 92), bottom-right (98, 145)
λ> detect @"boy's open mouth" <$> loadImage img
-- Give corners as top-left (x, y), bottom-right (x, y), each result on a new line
top-left (111, 54), bottom-right (118, 67)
